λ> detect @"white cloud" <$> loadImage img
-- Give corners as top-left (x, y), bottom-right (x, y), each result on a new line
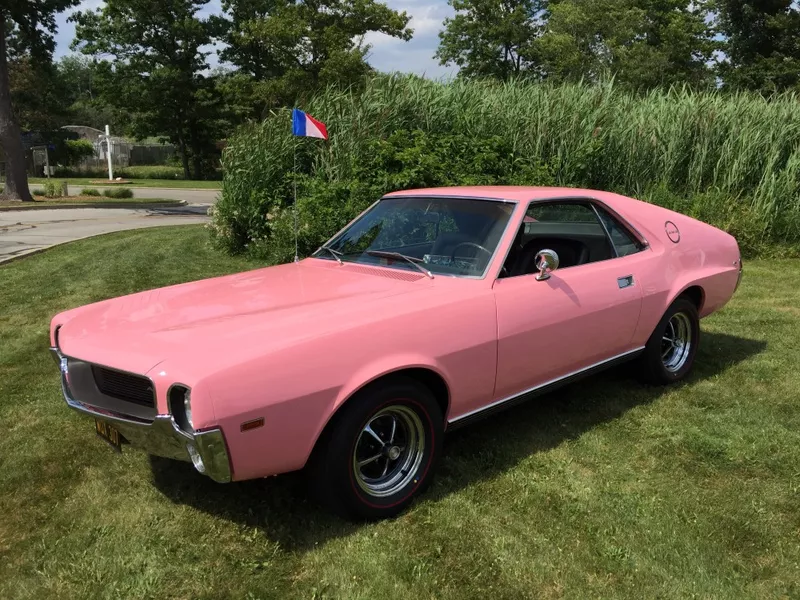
top-left (54, 0), bottom-right (456, 78)
top-left (364, 0), bottom-right (456, 78)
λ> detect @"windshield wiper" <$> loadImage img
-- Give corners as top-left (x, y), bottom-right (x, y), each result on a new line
top-left (317, 245), bottom-right (343, 265)
top-left (366, 250), bottom-right (434, 279)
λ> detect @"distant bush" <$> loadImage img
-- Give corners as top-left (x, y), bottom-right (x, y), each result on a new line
top-left (102, 188), bottom-right (134, 199)
top-left (213, 75), bottom-right (800, 261)
top-left (53, 165), bottom-right (222, 180)
top-left (31, 189), bottom-right (45, 196)
top-left (64, 139), bottom-right (95, 166)
top-left (81, 188), bottom-right (101, 196)
top-left (119, 166), bottom-right (185, 179)
top-left (42, 180), bottom-right (64, 198)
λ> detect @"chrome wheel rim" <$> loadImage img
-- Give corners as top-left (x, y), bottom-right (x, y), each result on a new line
top-left (353, 405), bottom-right (425, 498)
top-left (661, 312), bottom-right (693, 372)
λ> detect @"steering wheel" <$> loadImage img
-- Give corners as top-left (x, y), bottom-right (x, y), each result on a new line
top-left (450, 241), bottom-right (492, 263)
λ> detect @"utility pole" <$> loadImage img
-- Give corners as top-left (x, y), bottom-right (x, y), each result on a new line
top-left (104, 125), bottom-right (114, 181)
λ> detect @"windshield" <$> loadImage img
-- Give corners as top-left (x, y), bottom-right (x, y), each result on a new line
top-left (314, 196), bottom-right (515, 277)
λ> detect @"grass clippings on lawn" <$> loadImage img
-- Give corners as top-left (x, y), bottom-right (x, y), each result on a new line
top-left (0, 226), bottom-right (798, 599)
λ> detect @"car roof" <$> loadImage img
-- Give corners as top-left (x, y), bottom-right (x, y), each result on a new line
top-left (382, 186), bottom-right (624, 203)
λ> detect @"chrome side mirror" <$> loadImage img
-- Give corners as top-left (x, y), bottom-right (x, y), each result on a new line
top-left (534, 249), bottom-right (559, 281)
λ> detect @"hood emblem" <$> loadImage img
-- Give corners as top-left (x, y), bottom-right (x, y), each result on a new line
top-left (665, 221), bottom-right (680, 243)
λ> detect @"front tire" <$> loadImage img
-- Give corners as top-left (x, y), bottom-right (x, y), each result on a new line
top-left (639, 296), bottom-right (700, 384)
top-left (308, 377), bottom-right (443, 520)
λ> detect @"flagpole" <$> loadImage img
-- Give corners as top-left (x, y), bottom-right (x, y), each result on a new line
top-left (293, 137), bottom-right (299, 263)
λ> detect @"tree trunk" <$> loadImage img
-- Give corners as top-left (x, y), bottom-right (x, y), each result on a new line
top-left (177, 132), bottom-right (190, 179)
top-left (0, 14), bottom-right (32, 202)
top-left (188, 125), bottom-right (203, 179)
top-left (192, 152), bottom-right (202, 180)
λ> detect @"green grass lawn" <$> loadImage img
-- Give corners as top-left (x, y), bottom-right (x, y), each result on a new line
top-left (27, 177), bottom-right (222, 190)
top-left (1, 226), bottom-right (798, 599)
top-left (0, 197), bottom-right (183, 210)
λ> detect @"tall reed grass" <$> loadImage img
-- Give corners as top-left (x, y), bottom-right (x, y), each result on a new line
top-left (212, 76), bottom-right (800, 259)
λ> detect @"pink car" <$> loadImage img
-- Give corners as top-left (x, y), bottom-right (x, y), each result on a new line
top-left (50, 186), bottom-right (742, 519)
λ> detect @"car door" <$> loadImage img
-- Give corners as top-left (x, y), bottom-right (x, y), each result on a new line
top-left (491, 200), bottom-right (647, 402)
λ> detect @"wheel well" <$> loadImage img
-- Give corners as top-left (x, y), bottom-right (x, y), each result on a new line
top-left (681, 285), bottom-right (705, 312)
top-left (396, 368), bottom-right (450, 419)
top-left (306, 368), bottom-right (451, 469)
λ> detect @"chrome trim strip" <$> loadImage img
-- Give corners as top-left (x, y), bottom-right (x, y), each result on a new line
top-left (381, 194), bottom-right (519, 204)
top-left (449, 347), bottom-right (646, 423)
top-left (590, 202), bottom-right (619, 258)
top-left (50, 347), bottom-right (232, 483)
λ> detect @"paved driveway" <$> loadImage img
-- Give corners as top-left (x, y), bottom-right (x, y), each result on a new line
top-left (0, 206), bottom-right (208, 264)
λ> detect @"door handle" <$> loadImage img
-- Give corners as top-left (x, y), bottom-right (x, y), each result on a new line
top-left (617, 275), bottom-right (634, 289)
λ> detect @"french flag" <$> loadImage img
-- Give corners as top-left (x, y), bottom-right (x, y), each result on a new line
top-left (292, 109), bottom-right (328, 140)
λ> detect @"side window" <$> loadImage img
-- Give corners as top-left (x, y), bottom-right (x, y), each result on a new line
top-left (501, 200), bottom-right (641, 278)
top-left (526, 203), bottom-right (599, 224)
top-left (503, 202), bottom-right (613, 276)
top-left (595, 207), bottom-right (642, 257)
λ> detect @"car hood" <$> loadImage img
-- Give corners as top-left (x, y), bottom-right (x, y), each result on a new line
top-left (56, 259), bottom-right (430, 375)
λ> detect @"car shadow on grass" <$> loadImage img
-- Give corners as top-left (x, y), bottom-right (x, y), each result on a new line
top-left (149, 331), bottom-right (765, 552)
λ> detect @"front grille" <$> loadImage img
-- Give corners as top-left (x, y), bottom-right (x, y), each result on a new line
top-left (91, 366), bottom-right (155, 408)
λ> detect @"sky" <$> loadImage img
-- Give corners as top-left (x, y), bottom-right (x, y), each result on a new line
top-left (53, 0), bottom-right (458, 79)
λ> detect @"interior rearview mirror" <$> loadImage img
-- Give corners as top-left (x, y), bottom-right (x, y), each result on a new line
top-left (535, 249), bottom-right (559, 281)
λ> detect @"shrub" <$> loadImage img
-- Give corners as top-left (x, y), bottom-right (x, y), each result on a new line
top-left (102, 188), bottom-right (134, 199)
top-left (31, 189), bottom-right (45, 197)
top-left (213, 75), bottom-right (800, 261)
top-left (64, 139), bottom-right (95, 166)
top-left (54, 165), bottom-right (187, 180)
top-left (81, 188), bottom-right (101, 196)
top-left (119, 165), bottom-right (185, 179)
top-left (41, 180), bottom-right (64, 198)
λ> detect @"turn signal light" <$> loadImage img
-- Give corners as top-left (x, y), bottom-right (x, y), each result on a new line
top-left (240, 417), bottom-right (264, 432)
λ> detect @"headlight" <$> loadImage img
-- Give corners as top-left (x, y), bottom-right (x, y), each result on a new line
top-left (184, 389), bottom-right (193, 429)
top-left (168, 385), bottom-right (193, 433)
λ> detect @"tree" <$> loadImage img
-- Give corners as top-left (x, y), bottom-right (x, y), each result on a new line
top-left (716, 0), bottom-right (800, 93)
top-left (8, 55), bottom-right (70, 131)
top-left (57, 55), bottom-right (128, 130)
top-left (1, 0), bottom-right (79, 201)
top-left (72, 0), bottom-right (220, 179)
top-left (435, 0), bottom-right (548, 79)
top-left (215, 0), bottom-right (413, 107)
top-left (537, 0), bottom-right (715, 89)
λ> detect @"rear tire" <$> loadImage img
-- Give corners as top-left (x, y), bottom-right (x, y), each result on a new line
top-left (308, 377), bottom-right (443, 520)
top-left (638, 296), bottom-right (700, 385)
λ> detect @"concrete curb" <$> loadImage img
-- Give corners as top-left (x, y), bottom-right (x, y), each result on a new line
top-left (29, 185), bottom-right (221, 192)
top-left (0, 200), bottom-right (187, 212)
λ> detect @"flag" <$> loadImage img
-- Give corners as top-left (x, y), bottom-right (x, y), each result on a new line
top-left (292, 109), bottom-right (328, 140)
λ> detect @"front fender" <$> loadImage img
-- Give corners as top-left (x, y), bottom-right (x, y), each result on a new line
top-left (332, 354), bottom-right (452, 414)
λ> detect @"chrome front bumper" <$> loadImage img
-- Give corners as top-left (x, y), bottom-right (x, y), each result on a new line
top-left (50, 347), bottom-right (232, 483)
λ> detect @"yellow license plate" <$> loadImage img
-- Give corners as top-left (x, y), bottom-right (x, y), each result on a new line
top-left (95, 420), bottom-right (122, 452)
